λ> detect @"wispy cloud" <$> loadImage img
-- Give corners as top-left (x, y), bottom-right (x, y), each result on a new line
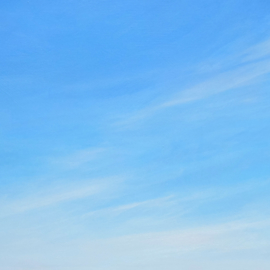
top-left (83, 195), bottom-right (176, 218)
top-left (0, 179), bottom-right (112, 217)
top-left (90, 218), bottom-right (270, 253)
top-left (114, 39), bottom-right (270, 127)
top-left (82, 179), bottom-right (270, 224)
top-left (241, 38), bottom-right (270, 63)
top-left (159, 60), bottom-right (270, 108)
top-left (49, 148), bottom-right (106, 170)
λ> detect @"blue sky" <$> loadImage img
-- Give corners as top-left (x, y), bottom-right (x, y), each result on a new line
top-left (1, 0), bottom-right (270, 269)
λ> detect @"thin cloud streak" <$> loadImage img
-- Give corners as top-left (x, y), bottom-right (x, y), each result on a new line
top-left (241, 38), bottom-right (270, 63)
top-left (114, 39), bottom-right (270, 127)
top-left (160, 59), bottom-right (270, 108)
top-left (0, 179), bottom-right (111, 217)
top-left (49, 148), bottom-right (106, 170)
top-left (82, 179), bottom-right (270, 222)
top-left (82, 195), bottom-right (175, 218)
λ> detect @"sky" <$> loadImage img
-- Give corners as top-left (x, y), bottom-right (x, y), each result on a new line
top-left (0, 0), bottom-right (270, 269)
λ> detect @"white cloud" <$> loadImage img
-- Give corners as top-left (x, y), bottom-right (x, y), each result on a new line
top-left (83, 195), bottom-right (176, 218)
top-left (50, 148), bottom-right (106, 169)
top-left (241, 38), bottom-right (270, 63)
top-left (114, 39), bottom-right (270, 128)
top-left (0, 178), bottom-right (112, 216)
top-left (159, 59), bottom-right (270, 108)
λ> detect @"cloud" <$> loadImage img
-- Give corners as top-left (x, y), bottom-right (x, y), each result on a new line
top-left (159, 59), bottom-right (270, 108)
top-left (86, 219), bottom-right (270, 254)
top-left (114, 38), bottom-right (270, 127)
top-left (81, 179), bottom-right (270, 224)
top-left (50, 148), bottom-right (106, 170)
top-left (0, 178), bottom-right (111, 217)
top-left (1, 182), bottom-right (269, 270)
top-left (83, 195), bottom-right (176, 218)
top-left (241, 38), bottom-right (270, 63)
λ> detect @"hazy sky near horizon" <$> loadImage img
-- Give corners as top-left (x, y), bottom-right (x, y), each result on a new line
top-left (1, 1), bottom-right (270, 269)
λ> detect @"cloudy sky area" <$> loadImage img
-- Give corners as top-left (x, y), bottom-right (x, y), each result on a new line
top-left (1, 0), bottom-right (270, 269)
